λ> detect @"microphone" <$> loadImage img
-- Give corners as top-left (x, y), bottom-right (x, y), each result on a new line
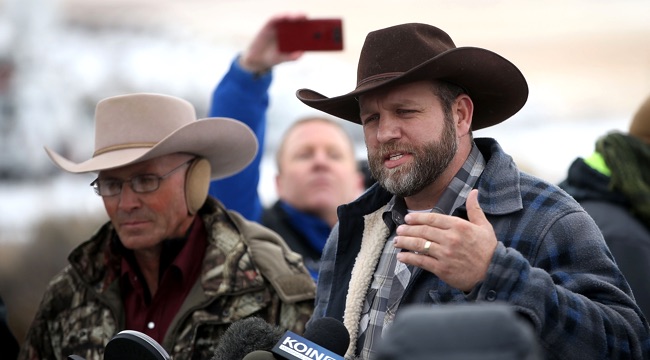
top-left (104, 330), bottom-right (170, 360)
top-left (242, 350), bottom-right (276, 360)
top-left (229, 316), bottom-right (349, 360)
top-left (270, 317), bottom-right (349, 360)
top-left (302, 317), bottom-right (349, 357)
top-left (211, 317), bottom-right (285, 360)
top-left (67, 330), bottom-right (170, 360)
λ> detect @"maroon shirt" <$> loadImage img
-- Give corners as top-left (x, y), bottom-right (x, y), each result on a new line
top-left (120, 216), bottom-right (207, 343)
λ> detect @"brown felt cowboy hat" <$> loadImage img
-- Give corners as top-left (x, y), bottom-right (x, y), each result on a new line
top-left (44, 93), bottom-right (258, 179)
top-left (296, 23), bottom-right (529, 130)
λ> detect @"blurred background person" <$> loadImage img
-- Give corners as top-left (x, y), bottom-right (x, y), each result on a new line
top-left (207, 14), bottom-right (365, 280)
top-left (559, 94), bottom-right (650, 318)
top-left (18, 93), bottom-right (315, 360)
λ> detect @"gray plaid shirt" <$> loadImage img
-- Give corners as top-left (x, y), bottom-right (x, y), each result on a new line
top-left (357, 144), bottom-right (485, 359)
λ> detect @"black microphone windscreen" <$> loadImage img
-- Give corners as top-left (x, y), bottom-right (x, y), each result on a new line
top-left (303, 317), bottom-right (350, 357)
top-left (104, 330), bottom-right (170, 360)
top-left (211, 317), bottom-right (285, 360)
top-left (242, 350), bottom-right (277, 360)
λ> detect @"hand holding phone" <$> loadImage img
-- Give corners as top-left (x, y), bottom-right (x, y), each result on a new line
top-left (275, 18), bottom-right (344, 52)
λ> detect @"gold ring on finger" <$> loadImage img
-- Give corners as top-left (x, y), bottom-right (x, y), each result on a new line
top-left (423, 240), bottom-right (431, 254)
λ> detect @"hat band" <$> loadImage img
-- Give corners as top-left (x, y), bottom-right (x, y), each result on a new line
top-left (93, 142), bottom-right (156, 157)
top-left (356, 72), bottom-right (403, 88)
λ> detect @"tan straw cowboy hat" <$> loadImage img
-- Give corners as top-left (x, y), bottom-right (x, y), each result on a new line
top-left (44, 93), bottom-right (258, 180)
top-left (296, 23), bottom-right (529, 130)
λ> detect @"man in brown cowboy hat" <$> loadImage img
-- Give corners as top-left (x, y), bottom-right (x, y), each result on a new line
top-left (18, 93), bottom-right (315, 360)
top-left (297, 23), bottom-right (650, 359)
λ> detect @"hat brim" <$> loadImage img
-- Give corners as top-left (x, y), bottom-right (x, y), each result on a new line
top-left (296, 47), bottom-right (528, 130)
top-left (45, 117), bottom-right (258, 180)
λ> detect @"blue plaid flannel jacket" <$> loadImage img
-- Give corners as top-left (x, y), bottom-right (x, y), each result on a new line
top-left (312, 138), bottom-right (650, 359)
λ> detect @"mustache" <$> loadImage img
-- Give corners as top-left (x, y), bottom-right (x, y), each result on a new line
top-left (374, 142), bottom-right (415, 158)
top-left (115, 209), bottom-right (151, 223)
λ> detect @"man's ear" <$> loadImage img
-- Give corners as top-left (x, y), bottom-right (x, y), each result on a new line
top-left (454, 94), bottom-right (474, 135)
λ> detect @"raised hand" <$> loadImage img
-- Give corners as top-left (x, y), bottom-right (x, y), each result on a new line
top-left (394, 189), bottom-right (497, 292)
top-left (239, 13), bottom-right (307, 74)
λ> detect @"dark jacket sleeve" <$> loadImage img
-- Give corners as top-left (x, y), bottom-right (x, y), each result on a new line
top-left (1, 295), bottom-right (19, 360)
top-left (477, 205), bottom-right (650, 359)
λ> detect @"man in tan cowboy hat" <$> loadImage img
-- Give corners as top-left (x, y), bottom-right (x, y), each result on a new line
top-left (18, 93), bottom-right (315, 360)
top-left (297, 23), bottom-right (650, 359)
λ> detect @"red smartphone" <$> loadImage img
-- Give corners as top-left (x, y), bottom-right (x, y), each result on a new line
top-left (276, 18), bottom-right (344, 52)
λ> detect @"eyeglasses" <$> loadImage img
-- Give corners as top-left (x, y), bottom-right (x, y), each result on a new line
top-left (90, 159), bottom-right (193, 197)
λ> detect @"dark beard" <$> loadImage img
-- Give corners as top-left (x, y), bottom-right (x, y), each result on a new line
top-left (368, 117), bottom-right (457, 198)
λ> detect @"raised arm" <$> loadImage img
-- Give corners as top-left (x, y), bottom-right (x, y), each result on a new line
top-left (207, 14), bottom-right (305, 220)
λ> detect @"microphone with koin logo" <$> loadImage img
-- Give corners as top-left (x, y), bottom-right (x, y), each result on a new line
top-left (243, 317), bottom-right (350, 360)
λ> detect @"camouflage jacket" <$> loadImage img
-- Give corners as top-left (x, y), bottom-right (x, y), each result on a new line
top-left (18, 197), bottom-right (316, 360)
